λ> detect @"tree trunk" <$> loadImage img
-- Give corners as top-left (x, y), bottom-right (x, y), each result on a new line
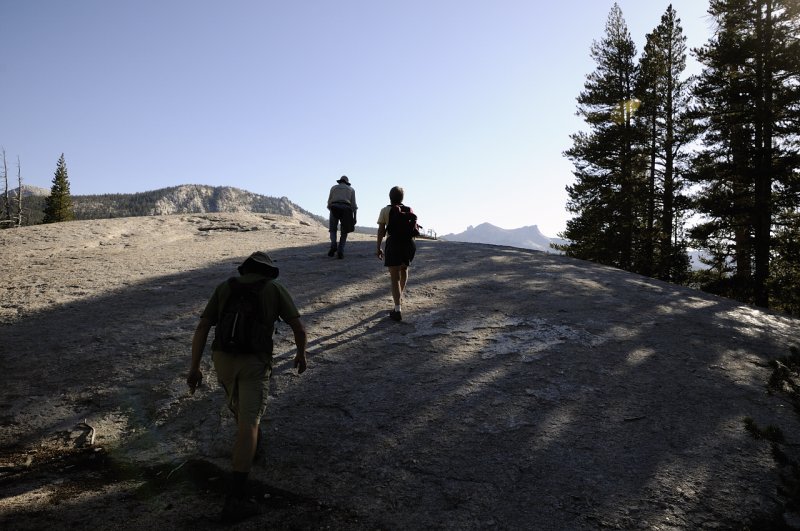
top-left (644, 112), bottom-right (657, 277)
top-left (660, 44), bottom-right (676, 282)
top-left (752, 0), bottom-right (774, 308)
top-left (2, 149), bottom-right (10, 223)
top-left (16, 157), bottom-right (23, 227)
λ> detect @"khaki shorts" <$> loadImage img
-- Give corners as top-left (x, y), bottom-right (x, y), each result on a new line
top-left (212, 351), bottom-right (272, 426)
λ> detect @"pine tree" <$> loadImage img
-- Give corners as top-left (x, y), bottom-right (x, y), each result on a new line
top-left (562, 3), bottom-right (647, 272)
top-left (689, 0), bottom-right (754, 300)
top-left (43, 153), bottom-right (75, 223)
top-left (637, 34), bottom-right (662, 277)
top-left (636, 5), bottom-right (694, 282)
top-left (690, 0), bottom-right (800, 308)
top-left (766, 0), bottom-right (800, 314)
top-left (771, 209), bottom-right (800, 315)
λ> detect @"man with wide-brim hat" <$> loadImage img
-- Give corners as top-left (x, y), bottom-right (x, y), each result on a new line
top-left (326, 175), bottom-right (357, 258)
top-left (187, 251), bottom-right (307, 523)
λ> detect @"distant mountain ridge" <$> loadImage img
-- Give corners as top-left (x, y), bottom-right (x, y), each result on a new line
top-left (15, 184), bottom-right (325, 226)
top-left (12, 187), bottom-right (560, 252)
top-left (442, 222), bottom-right (566, 252)
top-left (9, 185), bottom-right (50, 197)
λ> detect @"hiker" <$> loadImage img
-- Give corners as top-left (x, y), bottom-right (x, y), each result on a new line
top-left (376, 186), bottom-right (419, 321)
top-left (326, 175), bottom-right (357, 259)
top-left (186, 251), bottom-right (307, 523)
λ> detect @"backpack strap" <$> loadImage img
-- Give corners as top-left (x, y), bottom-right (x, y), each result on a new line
top-left (387, 204), bottom-right (403, 227)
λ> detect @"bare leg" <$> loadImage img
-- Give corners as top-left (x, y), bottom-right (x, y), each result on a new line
top-left (389, 266), bottom-right (402, 306)
top-left (399, 266), bottom-right (408, 295)
top-left (389, 265), bottom-right (409, 306)
top-left (232, 421), bottom-right (259, 473)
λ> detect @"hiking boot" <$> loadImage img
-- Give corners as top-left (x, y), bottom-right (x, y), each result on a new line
top-left (389, 310), bottom-right (402, 322)
top-left (220, 495), bottom-right (261, 524)
top-left (337, 251), bottom-right (344, 259)
top-left (327, 247), bottom-right (336, 257)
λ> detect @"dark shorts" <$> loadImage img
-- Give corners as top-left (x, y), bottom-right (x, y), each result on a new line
top-left (384, 237), bottom-right (416, 267)
top-left (329, 204), bottom-right (355, 233)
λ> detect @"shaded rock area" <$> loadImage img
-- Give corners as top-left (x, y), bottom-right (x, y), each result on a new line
top-left (1, 212), bottom-right (799, 529)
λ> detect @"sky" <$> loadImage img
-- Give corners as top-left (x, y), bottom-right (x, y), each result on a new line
top-left (1, 1), bottom-right (715, 237)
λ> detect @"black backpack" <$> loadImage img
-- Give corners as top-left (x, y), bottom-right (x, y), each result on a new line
top-left (388, 204), bottom-right (421, 240)
top-left (215, 277), bottom-right (273, 354)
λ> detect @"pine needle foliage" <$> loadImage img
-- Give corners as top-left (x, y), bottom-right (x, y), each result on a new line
top-left (43, 153), bottom-right (74, 223)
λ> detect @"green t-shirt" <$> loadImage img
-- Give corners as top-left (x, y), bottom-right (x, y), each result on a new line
top-left (201, 273), bottom-right (301, 354)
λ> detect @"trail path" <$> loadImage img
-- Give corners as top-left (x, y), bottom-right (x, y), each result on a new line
top-left (1, 212), bottom-right (798, 530)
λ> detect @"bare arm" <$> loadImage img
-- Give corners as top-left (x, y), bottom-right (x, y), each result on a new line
top-left (285, 317), bottom-right (308, 374)
top-left (187, 317), bottom-right (212, 393)
top-left (376, 223), bottom-right (387, 260)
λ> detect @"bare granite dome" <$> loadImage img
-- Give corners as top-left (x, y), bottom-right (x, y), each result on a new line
top-left (1, 213), bottom-right (798, 529)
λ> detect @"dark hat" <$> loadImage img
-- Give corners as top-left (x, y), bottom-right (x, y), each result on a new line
top-left (238, 251), bottom-right (279, 278)
top-left (337, 175), bottom-right (351, 185)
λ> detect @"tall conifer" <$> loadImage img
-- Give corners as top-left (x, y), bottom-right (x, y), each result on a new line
top-left (690, 0), bottom-right (800, 307)
top-left (43, 153), bottom-right (74, 223)
top-left (637, 5), bottom-right (693, 282)
top-left (562, 3), bottom-right (647, 272)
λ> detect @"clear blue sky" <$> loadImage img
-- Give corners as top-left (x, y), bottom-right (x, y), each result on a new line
top-left (2, 1), bottom-right (713, 237)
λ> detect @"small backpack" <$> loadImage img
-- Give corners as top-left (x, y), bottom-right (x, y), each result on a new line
top-left (388, 204), bottom-right (421, 240)
top-left (216, 278), bottom-right (273, 354)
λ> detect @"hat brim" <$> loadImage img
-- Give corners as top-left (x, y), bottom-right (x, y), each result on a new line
top-left (238, 259), bottom-right (279, 278)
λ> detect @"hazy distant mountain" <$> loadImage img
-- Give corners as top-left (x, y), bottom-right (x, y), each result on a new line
top-left (442, 223), bottom-right (566, 252)
top-left (9, 185), bottom-right (50, 197)
top-left (15, 184), bottom-right (325, 227)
